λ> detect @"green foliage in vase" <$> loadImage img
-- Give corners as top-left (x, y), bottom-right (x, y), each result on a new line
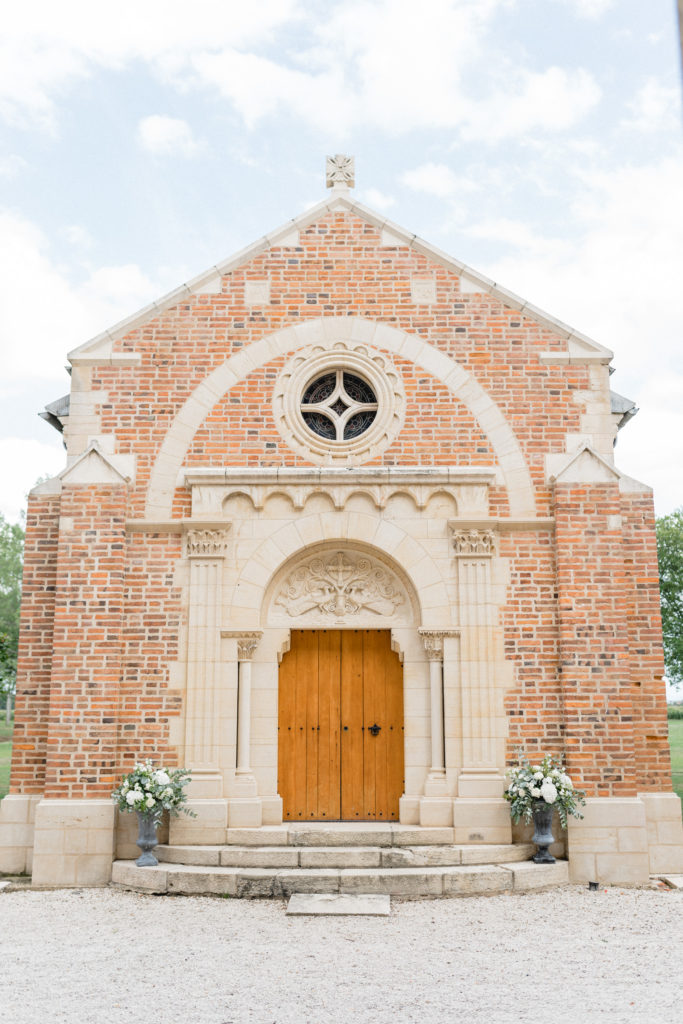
top-left (504, 753), bottom-right (586, 829)
top-left (112, 761), bottom-right (196, 822)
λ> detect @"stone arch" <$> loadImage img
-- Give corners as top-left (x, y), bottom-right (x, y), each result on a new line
top-left (145, 316), bottom-right (535, 518)
top-left (223, 512), bottom-right (452, 628)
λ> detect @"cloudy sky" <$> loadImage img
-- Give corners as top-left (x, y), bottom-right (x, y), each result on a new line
top-left (1, 0), bottom-right (681, 523)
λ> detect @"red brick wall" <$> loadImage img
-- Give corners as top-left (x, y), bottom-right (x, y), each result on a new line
top-left (43, 483), bottom-right (127, 799)
top-left (117, 531), bottom-right (183, 770)
top-left (502, 528), bottom-right (564, 762)
top-left (94, 210), bottom-right (585, 519)
top-left (10, 493), bottom-right (60, 795)
top-left (621, 492), bottom-right (671, 791)
top-left (553, 481), bottom-right (637, 796)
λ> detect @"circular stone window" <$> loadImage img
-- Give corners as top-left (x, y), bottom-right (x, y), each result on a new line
top-left (273, 341), bottom-right (405, 465)
top-left (301, 370), bottom-right (378, 442)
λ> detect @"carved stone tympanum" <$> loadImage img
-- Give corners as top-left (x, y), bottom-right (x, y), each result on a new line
top-left (275, 551), bottom-right (404, 619)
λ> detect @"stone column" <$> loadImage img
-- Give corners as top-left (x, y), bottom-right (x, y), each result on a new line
top-left (222, 630), bottom-right (263, 828)
top-left (418, 629), bottom-right (456, 827)
top-left (183, 528), bottom-right (231, 798)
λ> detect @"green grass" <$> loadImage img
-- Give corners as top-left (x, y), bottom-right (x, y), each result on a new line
top-left (669, 720), bottom-right (683, 812)
top-left (0, 720), bottom-right (14, 743)
top-left (0, 741), bottom-right (11, 801)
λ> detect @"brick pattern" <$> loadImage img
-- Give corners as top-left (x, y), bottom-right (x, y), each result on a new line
top-left (117, 532), bottom-right (183, 768)
top-left (502, 529), bottom-right (564, 762)
top-left (553, 482), bottom-right (637, 796)
top-left (94, 210), bottom-right (584, 518)
top-left (185, 354), bottom-right (495, 470)
top-left (10, 493), bottom-right (60, 794)
top-left (620, 492), bottom-right (671, 790)
top-left (43, 484), bottom-right (127, 799)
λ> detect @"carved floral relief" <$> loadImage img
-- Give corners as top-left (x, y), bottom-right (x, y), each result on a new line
top-left (275, 551), bottom-right (405, 619)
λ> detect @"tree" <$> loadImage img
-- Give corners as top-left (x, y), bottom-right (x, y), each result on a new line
top-left (656, 507), bottom-right (683, 688)
top-left (0, 513), bottom-right (24, 721)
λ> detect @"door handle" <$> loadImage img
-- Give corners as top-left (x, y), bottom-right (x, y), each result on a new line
top-left (368, 723), bottom-right (381, 736)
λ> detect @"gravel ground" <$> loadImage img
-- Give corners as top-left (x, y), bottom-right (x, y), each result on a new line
top-left (1, 885), bottom-right (681, 1024)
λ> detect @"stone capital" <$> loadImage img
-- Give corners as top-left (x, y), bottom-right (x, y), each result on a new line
top-left (222, 630), bottom-right (263, 660)
top-left (449, 526), bottom-right (496, 557)
top-left (418, 629), bottom-right (458, 661)
top-left (185, 528), bottom-right (231, 559)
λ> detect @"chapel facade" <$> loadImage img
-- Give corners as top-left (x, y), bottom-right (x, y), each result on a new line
top-left (1, 157), bottom-right (681, 887)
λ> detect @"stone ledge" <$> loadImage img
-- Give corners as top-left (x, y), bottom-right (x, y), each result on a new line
top-left (110, 858), bottom-right (569, 899)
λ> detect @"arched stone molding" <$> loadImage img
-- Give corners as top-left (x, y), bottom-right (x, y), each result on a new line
top-left (222, 513), bottom-right (450, 628)
top-left (144, 317), bottom-right (536, 519)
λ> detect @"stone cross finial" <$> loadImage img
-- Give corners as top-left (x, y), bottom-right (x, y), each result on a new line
top-left (326, 154), bottom-right (355, 189)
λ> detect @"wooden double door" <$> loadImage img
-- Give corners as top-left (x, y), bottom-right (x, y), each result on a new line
top-left (278, 629), bottom-right (404, 821)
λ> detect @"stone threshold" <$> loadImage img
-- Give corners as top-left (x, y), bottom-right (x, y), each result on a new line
top-left (202, 824), bottom-right (477, 847)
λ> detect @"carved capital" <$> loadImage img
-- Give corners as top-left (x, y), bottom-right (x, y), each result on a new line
top-left (449, 527), bottom-right (496, 557)
top-left (223, 630), bottom-right (263, 660)
top-left (419, 629), bottom-right (458, 661)
top-left (185, 528), bottom-right (230, 558)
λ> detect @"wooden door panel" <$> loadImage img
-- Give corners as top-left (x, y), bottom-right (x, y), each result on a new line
top-left (279, 628), bottom-right (403, 821)
top-left (340, 629), bottom-right (364, 820)
top-left (317, 629), bottom-right (341, 819)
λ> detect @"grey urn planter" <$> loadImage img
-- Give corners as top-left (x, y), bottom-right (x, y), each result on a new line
top-left (531, 802), bottom-right (556, 864)
top-left (135, 810), bottom-right (160, 867)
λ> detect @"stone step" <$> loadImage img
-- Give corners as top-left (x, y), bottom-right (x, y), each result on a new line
top-left (156, 842), bottom-right (535, 869)
top-left (223, 824), bottom-right (460, 847)
top-left (112, 858), bottom-right (569, 899)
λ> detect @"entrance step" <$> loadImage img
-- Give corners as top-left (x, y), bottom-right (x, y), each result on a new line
top-left (155, 842), bottom-right (536, 869)
top-left (286, 893), bottom-right (391, 916)
top-left (112, 858), bottom-right (569, 898)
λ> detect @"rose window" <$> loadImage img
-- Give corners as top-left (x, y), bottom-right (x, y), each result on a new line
top-left (301, 370), bottom-right (378, 442)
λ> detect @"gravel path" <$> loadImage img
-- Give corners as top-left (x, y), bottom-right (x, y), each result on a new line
top-left (1, 886), bottom-right (681, 1024)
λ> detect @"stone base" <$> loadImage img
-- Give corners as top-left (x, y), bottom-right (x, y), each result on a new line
top-left (638, 792), bottom-right (683, 874)
top-left (0, 794), bottom-right (41, 874)
top-left (567, 798), bottom-right (650, 885)
top-left (419, 796), bottom-right (453, 827)
top-left (228, 798), bottom-right (263, 828)
top-left (31, 799), bottom-right (115, 886)
top-left (457, 773), bottom-right (507, 799)
top-left (399, 796), bottom-right (420, 825)
top-left (168, 799), bottom-right (228, 845)
top-left (452, 798), bottom-right (512, 844)
top-left (261, 796), bottom-right (283, 825)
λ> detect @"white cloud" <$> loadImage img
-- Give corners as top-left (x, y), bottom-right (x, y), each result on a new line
top-left (0, 0), bottom-right (601, 142)
top-left (401, 163), bottom-right (479, 199)
top-left (559, 0), bottom-right (615, 17)
top-left (0, 154), bottom-right (26, 178)
top-left (0, 438), bottom-right (65, 523)
top-left (358, 188), bottom-right (395, 211)
top-left (63, 224), bottom-right (93, 248)
top-left (138, 115), bottom-right (204, 157)
top-left (459, 68), bottom-right (601, 142)
top-left (0, 210), bottom-right (169, 387)
top-left (621, 78), bottom-right (681, 134)
top-left (0, 0), bottom-right (300, 128)
top-left (471, 155), bottom-right (683, 514)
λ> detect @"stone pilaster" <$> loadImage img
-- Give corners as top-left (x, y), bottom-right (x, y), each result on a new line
top-left (183, 528), bottom-right (231, 798)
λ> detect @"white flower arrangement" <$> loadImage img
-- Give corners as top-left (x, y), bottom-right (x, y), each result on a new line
top-left (504, 753), bottom-right (586, 828)
top-left (112, 760), bottom-right (195, 822)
